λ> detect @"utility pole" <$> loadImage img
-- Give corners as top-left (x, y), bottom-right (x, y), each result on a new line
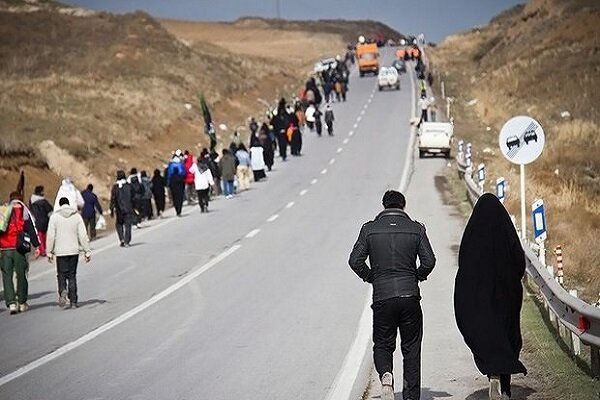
top-left (276, 0), bottom-right (281, 19)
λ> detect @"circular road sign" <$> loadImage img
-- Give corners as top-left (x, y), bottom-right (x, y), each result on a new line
top-left (499, 116), bottom-right (545, 165)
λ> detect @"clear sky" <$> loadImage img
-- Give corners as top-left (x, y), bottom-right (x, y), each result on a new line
top-left (63, 0), bottom-right (525, 43)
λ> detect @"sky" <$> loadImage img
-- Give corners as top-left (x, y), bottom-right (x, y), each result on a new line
top-left (63, 0), bottom-right (525, 43)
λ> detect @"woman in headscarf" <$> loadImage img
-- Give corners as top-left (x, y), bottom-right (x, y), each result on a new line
top-left (454, 193), bottom-right (527, 400)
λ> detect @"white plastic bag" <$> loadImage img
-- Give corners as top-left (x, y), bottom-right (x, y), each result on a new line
top-left (95, 215), bottom-right (107, 231)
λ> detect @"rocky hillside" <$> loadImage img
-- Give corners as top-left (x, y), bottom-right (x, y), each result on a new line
top-left (429, 0), bottom-right (600, 300)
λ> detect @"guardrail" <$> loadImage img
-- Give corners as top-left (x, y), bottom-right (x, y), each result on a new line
top-left (454, 147), bottom-right (600, 378)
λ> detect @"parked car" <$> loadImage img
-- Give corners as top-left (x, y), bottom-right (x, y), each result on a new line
top-left (391, 59), bottom-right (406, 73)
top-left (377, 67), bottom-right (400, 91)
top-left (418, 121), bottom-right (454, 158)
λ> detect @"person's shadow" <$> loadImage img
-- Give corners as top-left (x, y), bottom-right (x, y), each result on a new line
top-left (28, 298), bottom-right (107, 311)
top-left (383, 388), bottom-right (452, 399)
top-left (465, 385), bottom-right (536, 399)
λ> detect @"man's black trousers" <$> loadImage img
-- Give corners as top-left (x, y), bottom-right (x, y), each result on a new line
top-left (372, 296), bottom-right (423, 400)
top-left (56, 255), bottom-right (79, 304)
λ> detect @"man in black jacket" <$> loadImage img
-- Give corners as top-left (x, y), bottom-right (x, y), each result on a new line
top-left (349, 190), bottom-right (436, 400)
top-left (109, 170), bottom-right (134, 247)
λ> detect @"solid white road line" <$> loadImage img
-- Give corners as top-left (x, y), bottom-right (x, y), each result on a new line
top-left (300, 189), bottom-right (308, 196)
top-left (0, 244), bottom-right (241, 388)
top-left (267, 214), bottom-right (279, 222)
top-left (337, 148), bottom-right (343, 153)
top-left (329, 158), bottom-right (335, 165)
top-left (321, 168), bottom-right (328, 175)
top-left (245, 229), bottom-right (261, 238)
top-left (311, 178), bottom-right (318, 185)
top-left (285, 201), bottom-right (295, 209)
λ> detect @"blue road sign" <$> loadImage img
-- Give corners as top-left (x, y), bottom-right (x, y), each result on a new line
top-left (496, 177), bottom-right (506, 203)
top-left (532, 199), bottom-right (547, 242)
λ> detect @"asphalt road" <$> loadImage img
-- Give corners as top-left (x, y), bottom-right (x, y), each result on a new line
top-left (0, 48), bottom-right (416, 399)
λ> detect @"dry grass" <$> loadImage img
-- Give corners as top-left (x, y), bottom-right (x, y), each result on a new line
top-left (429, 0), bottom-right (600, 301)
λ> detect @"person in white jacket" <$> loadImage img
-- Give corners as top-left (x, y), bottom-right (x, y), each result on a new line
top-left (46, 197), bottom-right (91, 308)
top-left (189, 157), bottom-right (214, 213)
top-left (53, 178), bottom-right (84, 211)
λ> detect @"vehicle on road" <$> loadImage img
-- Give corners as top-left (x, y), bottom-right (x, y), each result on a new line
top-left (314, 58), bottom-right (337, 74)
top-left (524, 130), bottom-right (538, 144)
top-left (506, 135), bottom-right (520, 150)
top-left (356, 42), bottom-right (379, 77)
top-left (418, 121), bottom-right (454, 158)
top-left (377, 67), bottom-right (400, 91)
top-left (391, 59), bottom-right (406, 73)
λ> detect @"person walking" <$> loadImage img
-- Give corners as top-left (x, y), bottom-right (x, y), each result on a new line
top-left (259, 123), bottom-right (275, 172)
top-left (417, 94), bottom-right (434, 128)
top-left (151, 169), bottom-right (166, 218)
top-left (189, 156), bottom-right (214, 213)
top-left (305, 103), bottom-right (316, 131)
top-left (219, 148), bottom-right (237, 199)
top-left (29, 185), bottom-right (53, 256)
top-left (166, 153), bottom-right (186, 216)
top-left (54, 178), bottom-right (84, 211)
top-left (46, 197), bottom-right (91, 309)
top-left (127, 168), bottom-right (144, 226)
top-left (250, 143), bottom-right (266, 182)
top-left (0, 192), bottom-right (40, 314)
top-left (454, 193), bottom-right (527, 400)
top-left (183, 150), bottom-right (196, 205)
top-left (324, 103), bottom-right (335, 136)
top-left (109, 170), bottom-right (134, 247)
top-left (349, 190), bottom-right (436, 400)
top-left (235, 144), bottom-right (252, 192)
top-left (80, 184), bottom-right (103, 240)
top-left (140, 170), bottom-right (153, 220)
top-left (314, 105), bottom-right (323, 136)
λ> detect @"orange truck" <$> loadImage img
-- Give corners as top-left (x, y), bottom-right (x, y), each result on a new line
top-left (356, 42), bottom-right (379, 77)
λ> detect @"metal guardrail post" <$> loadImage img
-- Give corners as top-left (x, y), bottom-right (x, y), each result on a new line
top-left (591, 345), bottom-right (600, 378)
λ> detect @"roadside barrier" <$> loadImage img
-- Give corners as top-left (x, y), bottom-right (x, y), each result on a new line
top-left (455, 146), bottom-right (600, 378)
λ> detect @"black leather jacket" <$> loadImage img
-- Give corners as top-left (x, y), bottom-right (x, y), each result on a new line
top-left (349, 209), bottom-right (436, 303)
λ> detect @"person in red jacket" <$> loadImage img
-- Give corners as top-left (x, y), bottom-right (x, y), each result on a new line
top-left (0, 192), bottom-right (40, 314)
top-left (183, 150), bottom-right (197, 205)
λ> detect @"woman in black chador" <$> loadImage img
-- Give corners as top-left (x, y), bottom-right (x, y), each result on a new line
top-left (454, 193), bottom-right (527, 400)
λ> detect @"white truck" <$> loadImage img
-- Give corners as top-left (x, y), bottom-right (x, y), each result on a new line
top-left (418, 121), bottom-right (454, 158)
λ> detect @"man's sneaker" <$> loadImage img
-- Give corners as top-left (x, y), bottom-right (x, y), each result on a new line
top-left (18, 303), bottom-right (29, 313)
top-left (58, 290), bottom-right (68, 307)
top-left (8, 303), bottom-right (18, 315)
top-left (381, 372), bottom-right (394, 400)
top-left (120, 241), bottom-right (125, 247)
top-left (489, 376), bottom-right (502, 400)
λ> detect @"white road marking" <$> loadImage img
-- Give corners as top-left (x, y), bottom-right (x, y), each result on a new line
top-left (353, 123), bottom-right (358, 129)
top-left (245, 229), bottom-right (260, 238)
top-left (321, 168), bottom-right (328, 175)
top-left (267, 214), bottom-right (279, 222)
top-left (329, 158), bottom-right (335, 165)
top-left (285, 201), bottom-right (295, 209)
top-left (337, 148), bottom-right (343, 153)
top-left (349, 131), bottom-right (354, 137)
top-left (311, 178), bottom-right (318, 185)
top-left (0, 244), bottom-right (241, 387)
top-left (360, 109), bottom-right (365, 116)
top-left (343, 138), bottom-right (349, 144)
top-left (367, 98), bottom-right (372, 104)
top-left (357, 116), bottom-right (362, 122)
top-left (300, 189), bottom-right (308, 196)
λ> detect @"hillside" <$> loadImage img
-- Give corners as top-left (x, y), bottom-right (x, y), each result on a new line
top-left (0, 2), bottom-right (401, 202)
top-left (429, 0), bottom-right (600, 300)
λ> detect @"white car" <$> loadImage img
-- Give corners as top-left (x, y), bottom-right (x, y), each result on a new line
top-left (418, 121), bottom-right (454, 158)
top-left (377, 67), bottom-right (400, 91)
top-left (314, 58), bottom-right (337, 73)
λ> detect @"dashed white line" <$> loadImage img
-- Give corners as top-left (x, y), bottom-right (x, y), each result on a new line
top-left (337, 147), bottom-right (343, 153)
top-left (367, 98), bottom-right (372, 104)
top-left (267, 214), bottom-right (279, 222)
top-left (343, 138), bottom-right (349, 144)
top-left (300, 189), bottom-right (308, 196)
top-left (311, 178), bottom-right (318, 185)
top-left (349, 131), bottom-right (354, 137)
top-left (321, 168), bottom-right (328, 175)
top-left (0, 244), bottom-right (241, 387)
top-left (357, 116), bottom-right (362, 122)
top-left (245, 229), bottom-right (260, 238)
top-left (286, 201), bottom-right (295, 209)
top-left (360, 109), bottom-right (365, 116)
top-left (353, 123), bottom-right (358, 129)
top-left (329, 158), bottom-right (335, 165)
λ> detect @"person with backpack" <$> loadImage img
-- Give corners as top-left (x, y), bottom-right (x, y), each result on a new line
top-left (166, 152), bottom-right (186, 216)
top-left (127, 168), bottom-right (144, 226)
top-left (80, 184), bottom-right (103, 240)
top-left (140, 171), bottom-right (153, 220)
top-left (46, 197), bottom-right (91, 309)
top-left (0, 192), bottom-right (40, 314)
top-left (324, 104), bottom-right (335, 136)
top-left (109, 170), bottom-right (135, 247)
top-left (151, 169), bottom-right (166, 218)
top-left (29, 185), bottom-right (53, 256)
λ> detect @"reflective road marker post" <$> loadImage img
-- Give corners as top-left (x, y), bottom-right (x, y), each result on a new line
top-left (532, 199), bottom-right (547, 266)
top-left (496, 177), bottom-right (506, 203)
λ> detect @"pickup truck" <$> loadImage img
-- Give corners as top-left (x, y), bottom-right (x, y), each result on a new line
top-left (377, 67), bottom-right (400, 91)
top-left (418, 121), bottom-right (454, 158)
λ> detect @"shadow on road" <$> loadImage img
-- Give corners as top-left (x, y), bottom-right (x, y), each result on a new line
top-left (465, 385), bottom-right (536, 400)
top-left (28, 298), bottom-right (107, 310)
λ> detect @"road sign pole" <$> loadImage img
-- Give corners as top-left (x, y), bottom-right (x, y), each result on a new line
top-left (520, 163), bottom-right (526, 239)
